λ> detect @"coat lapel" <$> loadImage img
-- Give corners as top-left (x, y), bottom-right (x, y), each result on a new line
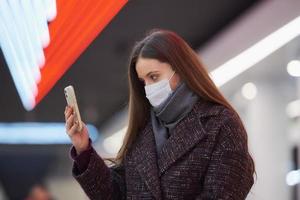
top-left (157, 100), bottom-right (208, 177)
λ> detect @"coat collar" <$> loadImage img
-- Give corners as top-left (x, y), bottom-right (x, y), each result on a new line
top-left (130, 99), bottom-right (222, 200)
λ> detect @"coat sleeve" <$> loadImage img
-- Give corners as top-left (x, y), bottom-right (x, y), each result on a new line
top-left (71, 146), bottom-right (126, 200)
top-left (196, 111), bottom-right (255, 200)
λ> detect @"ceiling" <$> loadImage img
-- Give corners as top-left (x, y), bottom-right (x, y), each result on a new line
top-left (0, 0), bottom-right (260, 128)
top-left (0, 1), bottom-right (261, 199)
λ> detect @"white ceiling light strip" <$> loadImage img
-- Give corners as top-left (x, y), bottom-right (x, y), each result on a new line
top-left (0, 1), bottom-right (37, 96)
top-left (0, 0), bottom-right (57, 111)
top-left (10, 0), bottom-right (41, 84)
top-left (21, 0), bottom-right (46, 67)
top-left (33, 0), bottom-right (51, 47)
top-left (45, 0), bottom-right (57, 22)
top-left (0, 8), bottom-right (35, 108)
top-left (211, 16), bottom-right (300, 87)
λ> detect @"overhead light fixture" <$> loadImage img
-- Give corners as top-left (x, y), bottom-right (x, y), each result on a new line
top-left (287, 60), bottom-right (300, 77)
top-left (286, 169), bottom-right (300, 186)
top-left (0, 0), bottom-right (57, 111)
top-left (211, 16), bottom-right (300, 87)
top-left (241, 82), bottom-right (257, 100)
top-left (0, 0), bottom-right (128, 111)
top-left (286, 99), bottom-right (300, 118)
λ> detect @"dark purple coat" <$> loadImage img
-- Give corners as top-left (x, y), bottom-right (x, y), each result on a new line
top-left (71, 99), bottom-right (255, 199)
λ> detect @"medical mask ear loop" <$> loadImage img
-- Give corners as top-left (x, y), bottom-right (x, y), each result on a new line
top-left (167, 71), bottom-right (176, 90)
top-left (169, 71), bottom-right (176, 81)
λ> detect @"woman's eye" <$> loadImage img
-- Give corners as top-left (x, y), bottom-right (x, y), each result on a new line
top-left (151, 75), bottom-right (158, 80)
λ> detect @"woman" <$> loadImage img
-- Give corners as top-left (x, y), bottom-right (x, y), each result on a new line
top-left (65, 29), bottom-right (256, 200)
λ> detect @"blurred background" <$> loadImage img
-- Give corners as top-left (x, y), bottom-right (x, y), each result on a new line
top-left (1, 0), bottom-right (300, 199)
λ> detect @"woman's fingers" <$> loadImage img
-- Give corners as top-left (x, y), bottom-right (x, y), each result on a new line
top-left (64, 106), bottom-right (73, 126)
top-left (64, 106), bottom-right (73, 122)
top-left (64, 105), bottom-right (83, 138)
top-left (66, 114), bottom-right (75, 130)
top-left (68, 120), bottom-right (79, 136)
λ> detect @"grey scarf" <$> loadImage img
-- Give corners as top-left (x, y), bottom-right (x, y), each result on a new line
top-left (150, 81), bottom-right (199, 156)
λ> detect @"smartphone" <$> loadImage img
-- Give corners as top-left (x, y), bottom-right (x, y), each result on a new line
top-left (64, 85), bottom-right (83, 132)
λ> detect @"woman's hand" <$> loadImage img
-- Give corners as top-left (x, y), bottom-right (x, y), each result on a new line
top-left (65, 105), bottom-right (90, 155)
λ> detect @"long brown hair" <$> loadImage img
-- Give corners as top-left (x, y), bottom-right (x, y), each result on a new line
top-left (105, 28), bottom-right (256, 179)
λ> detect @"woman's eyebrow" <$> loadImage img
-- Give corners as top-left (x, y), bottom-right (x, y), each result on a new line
top-left (139, 70), bottom-right (160, 79)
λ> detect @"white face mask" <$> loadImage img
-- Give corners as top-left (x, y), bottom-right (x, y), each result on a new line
top-left (144, 71), bottom-right (176, 107)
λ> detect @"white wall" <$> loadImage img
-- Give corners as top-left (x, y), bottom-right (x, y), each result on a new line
top-left (240, 81), bottom-right (292, 200)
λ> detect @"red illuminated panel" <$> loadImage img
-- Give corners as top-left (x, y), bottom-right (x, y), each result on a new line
top-left (35, 0), bottom-right (128, 105)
